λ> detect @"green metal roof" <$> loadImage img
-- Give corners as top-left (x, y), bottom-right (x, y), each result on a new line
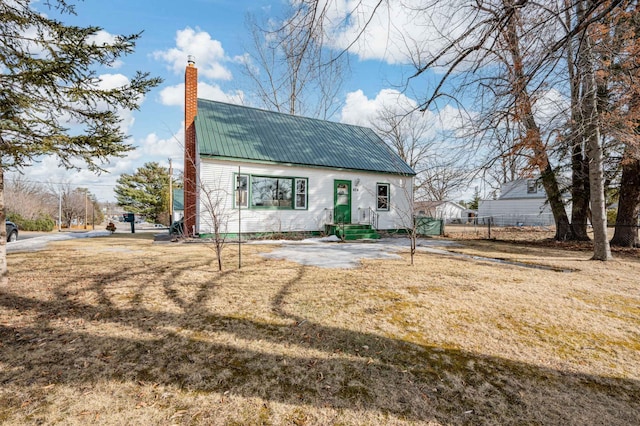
top-left (194, 99), bottom-right (415, 175)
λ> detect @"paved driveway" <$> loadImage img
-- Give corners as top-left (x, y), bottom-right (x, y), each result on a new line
top-left (6, 231), bottom-right (111, 253)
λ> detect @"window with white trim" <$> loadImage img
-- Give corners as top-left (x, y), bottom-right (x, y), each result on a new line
top-left (251, 176), bottom-right (293, 208)
top-left (294, 178), bottom-right (307, 209)
top-left (235, 174), bottom-right (248, 208)
top-left (236, 174), bottom-right (309, 209)
top-left (377, 183), bottom-right (390, 211)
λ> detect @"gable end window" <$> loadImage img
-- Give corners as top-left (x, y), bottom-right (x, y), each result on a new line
top-left (526, 179), bottom-right (537, 194)
top-left (377, 183), bottom-right (390, 211)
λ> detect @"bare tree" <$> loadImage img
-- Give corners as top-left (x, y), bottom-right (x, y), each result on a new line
top-left (418, 163), bottom-right (470, 201)
top-left (243, 2), bottom-right (347, 119)
top-left (370, 102), bottom-right (470, 201)
top-left (198, 176), bottom-right (232, 272)
top-left (370, 104), bottom-right (434, 171)
top-left (4, 175), bottom-right (56, 220)
top-left (576, 4), bottom-right (611, 260)
top-left (55, 184), bottom-right (89, 228)
top-left (601, 1), bottom-right (640, 248)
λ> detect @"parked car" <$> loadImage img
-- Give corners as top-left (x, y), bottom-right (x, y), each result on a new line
top-left (6, 220), bottom-right (18, 242)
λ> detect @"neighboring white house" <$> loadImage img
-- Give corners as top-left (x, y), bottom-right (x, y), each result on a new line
top-left (171, 188), bottom-right (183, 223)
top-left (183, 59), bottom-right (416, 238)
top-left (414, 200), bottom-right (473, 223)
top-left (478, 178), bottom-right (570, 226)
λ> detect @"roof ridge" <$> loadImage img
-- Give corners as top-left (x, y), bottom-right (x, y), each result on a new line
top-left (197, 98), bottom-right (374, 131)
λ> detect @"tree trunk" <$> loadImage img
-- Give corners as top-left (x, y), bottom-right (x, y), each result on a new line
top-left (540, 163), bottom-right (572, 240)
top-left (570, 148), bottom-right (591, 240)
top-left (0, 166), bottom-right (7, 285)
top-left (503, 5), bottom-right (572, 240)
top-left (582, 38), bottom-right (612, 260)
top-left (586, 126), bottom-right (612, 260)
top-left (611, 155), bottom-right (640, 247)
top-left (564, 3), bottom-right (591, 241)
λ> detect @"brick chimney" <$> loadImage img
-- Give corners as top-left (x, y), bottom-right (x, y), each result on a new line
top-left (184, 55), bottom-right (197, 237)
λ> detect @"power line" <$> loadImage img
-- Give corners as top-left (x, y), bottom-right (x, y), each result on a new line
top-left (6, 178), bottom-right (117, 187)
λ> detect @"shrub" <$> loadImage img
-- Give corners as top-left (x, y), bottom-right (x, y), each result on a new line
top-left (6, 213), bottom-right (56, 232)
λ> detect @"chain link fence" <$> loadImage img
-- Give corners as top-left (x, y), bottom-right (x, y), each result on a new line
top-left (609, 224), bottom-right (640, 248)
top-left (445, 215), bottom-right (639, 247)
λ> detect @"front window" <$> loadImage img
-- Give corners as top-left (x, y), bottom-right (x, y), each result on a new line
top-left (251, 176), bottom-right (293, 208)
top-left (377, 183), bottom-right (390, 211)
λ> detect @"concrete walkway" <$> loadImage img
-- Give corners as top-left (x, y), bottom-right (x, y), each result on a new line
top-left (251, 237), bottom-right (461, 269)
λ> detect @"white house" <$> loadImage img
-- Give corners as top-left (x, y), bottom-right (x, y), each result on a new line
top-left (182, 58), bottom-right (415, 239)
top-left (478, 178), bottom-right (571, 226)
top-left (414, 200), bottom-right (472, 223)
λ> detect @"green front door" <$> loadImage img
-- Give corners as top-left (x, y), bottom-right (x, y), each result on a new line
top-left (334, 180), bottom-right (351, 223)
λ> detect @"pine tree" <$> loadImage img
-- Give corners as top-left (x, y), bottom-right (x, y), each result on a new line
top-left (0, 0), bottom-right (162, 280)
top-left (114, 162), bottom-right (170, 224)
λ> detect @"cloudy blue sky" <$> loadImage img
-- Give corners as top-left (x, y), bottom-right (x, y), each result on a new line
top-left (11, 0), bottom-right (471, 202)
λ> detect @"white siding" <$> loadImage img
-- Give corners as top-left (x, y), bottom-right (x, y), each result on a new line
top-left (478, 198), bottom-right (555, 226)
top-left (499, 179), bottom-right (545, 199)
top-left (437, 202), bottom-right (465, 222)
top-left (198, 159), bottom-right (413, 234)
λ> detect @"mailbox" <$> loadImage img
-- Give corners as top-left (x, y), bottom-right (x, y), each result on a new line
top-left (123, 213), bottom-right (135, 223)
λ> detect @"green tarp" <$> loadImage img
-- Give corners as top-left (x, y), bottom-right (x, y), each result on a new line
top-left (415, 216), bottom-right (444, 236)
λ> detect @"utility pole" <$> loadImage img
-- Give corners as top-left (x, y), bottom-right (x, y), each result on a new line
top-left (58, 189), bottom-right (62, 232)
top-left (168, 158), bottom-right (173, 225)
top-left (84, 190), bottom-right (88, 230)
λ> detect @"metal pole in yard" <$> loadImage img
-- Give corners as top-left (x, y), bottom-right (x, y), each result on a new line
top-left (168, 158), bottom-right (173, 226)
top-left (58, 189), bottom-right (62, 232)
top-left (84, 191), bottom-right (88, 230)
top-left (238, 165), bottom-right (241, 269)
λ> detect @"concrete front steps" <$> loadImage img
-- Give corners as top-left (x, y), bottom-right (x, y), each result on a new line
top-left (326, 224), bottom-right (380, 241)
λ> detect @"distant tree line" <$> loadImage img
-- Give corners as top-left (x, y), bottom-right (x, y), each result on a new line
top-left (5, 176), bottom-right (104, 231)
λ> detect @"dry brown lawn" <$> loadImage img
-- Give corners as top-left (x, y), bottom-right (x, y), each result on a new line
top-left (1, 234), bottom-right (639, 425)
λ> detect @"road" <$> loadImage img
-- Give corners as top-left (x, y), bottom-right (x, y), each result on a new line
top-left (6, 224), bottom-right (168, 253)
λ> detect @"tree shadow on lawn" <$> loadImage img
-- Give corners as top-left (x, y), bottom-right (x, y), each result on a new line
top-left (0, 261), bottom-right (639, 425)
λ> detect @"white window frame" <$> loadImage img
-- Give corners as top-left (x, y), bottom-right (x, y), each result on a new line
top-left (377, 183), bottom-right (390, 211)
top-left (235, 174), bottom-right (249, 208)
top-left (294, 178), bottom-right (308, 210)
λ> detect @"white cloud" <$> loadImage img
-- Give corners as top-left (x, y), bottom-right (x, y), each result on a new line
top-left (137, 130), bottom-right (184, 161)
top-left (317, 0), bottom-right (480, 67)
top-left (340, 88), bottom-right (470, 138)
top-left (340, 88), bottom-right (423, 126)
top-left (158, 82), bottom-right (244, 107)
top-left (153, 27), bottom-right (233, 80)
top-left (94, 73), bottom-right (138, 133)
top-left (88, 29), bottom-right (117, 46)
